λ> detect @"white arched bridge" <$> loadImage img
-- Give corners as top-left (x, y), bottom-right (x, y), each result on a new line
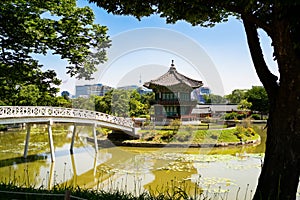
top-left (0, 106), bottom-right (136, 162)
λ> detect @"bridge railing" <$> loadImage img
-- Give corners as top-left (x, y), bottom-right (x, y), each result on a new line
top-left (0, 106), bottom-right (134, 128)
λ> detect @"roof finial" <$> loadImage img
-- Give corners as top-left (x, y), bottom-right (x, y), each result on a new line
top-left (169, 60), bottom-right (176, 72)
top-left (171, 60), bottom-right (174, 67)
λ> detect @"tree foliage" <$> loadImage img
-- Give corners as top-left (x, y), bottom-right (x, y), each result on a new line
top-left (202, 94), bottom-right (226, 104)
top-left (18, 85), bottom-right (40, 106)
top-left (93, 89), bottom-right (155, 117)
top-left (72, 96), bottom-right (96, 110)
top-left (225, 89), bottom-right (246, 104)
top-left (95, 90), bottom-right (113, 114)
top-left (245, 86), bottom-right (269, 114)
top-left (0, 0), bottom-right (110, 105)
top-left (237, 99), bottom-right (252, 111)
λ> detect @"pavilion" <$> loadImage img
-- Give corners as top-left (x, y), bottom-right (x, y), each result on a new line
top-left (143, 60), bottom-right (203, 121)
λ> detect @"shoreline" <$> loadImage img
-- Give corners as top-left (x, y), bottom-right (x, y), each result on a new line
top-left (86, 136), bottom-right (261, 148)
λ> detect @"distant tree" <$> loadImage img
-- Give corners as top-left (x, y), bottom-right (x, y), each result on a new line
top-left (55, 96), bottom-right (72, 108)
top-left (129, 98), bottom-right (145, 117)
top-left (95, 91), bottom-right (112, 114)
top-left (141, 92), bottom-right (155, 111)
top-left (245, 86), bottom-right (269, 117)
top-left (129, 90), bottom-right (155, 117)
top-left (225, 89), bottom-right (246, 104)
top-left (94, 89), bottom-right (155, 116)
top-left (203, 94), bottom-right (226, 104)
top-left (90, 1), bottom-right (300, 199)
top-left (18, 85), bottom-right (40, 106)
top-left (72, 96), bottom-right (95, 110)
top-left (97, 90), bottom-right (113, 114)
top-left (111, 90), bottom-right (130, 117)
top-left (38, 92), bottom-right (56, 106)
top-left (238, 99), bottom-right (252, 111)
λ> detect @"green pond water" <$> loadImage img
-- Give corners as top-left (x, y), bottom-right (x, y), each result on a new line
top-left (0, 124), bottom-right (299, 199)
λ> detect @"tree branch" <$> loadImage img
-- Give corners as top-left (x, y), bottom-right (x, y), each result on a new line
top-left (221, 4), bottom-right (272, 34)
top-left (242, 15), bottom-right (278, 99)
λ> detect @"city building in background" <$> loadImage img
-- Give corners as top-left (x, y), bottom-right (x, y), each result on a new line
top-left (75, 83), bottom-right (113, 98)
top-left (192, 87), bottom-right (211, 103)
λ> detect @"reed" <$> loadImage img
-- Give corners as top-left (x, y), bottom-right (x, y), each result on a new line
top-left (0, 167), bottom-right (257, 200)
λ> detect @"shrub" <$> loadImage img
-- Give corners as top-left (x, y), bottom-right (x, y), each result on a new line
top-left (140, 130), bottom-right (156, 141)
top-left (237, 113), bottom-right (247, 120)
top-left (246, 127), bottom-right (256, 136)
top-left (160, 131), bottom-right (175, 142)
top-left (223, 112), bottom-right (238, 120)
top-left (138, 114), bottom-right (150, 120)
top-left (241, 118), bottom-right (251, 128)
top-left (223, 112), bottom-right (247, 120)
top-left (250, 114), bottom-right (261, 120)
top-left (175, 131), bottom-right (191, 142)
top-left (185, 124), bottom-right (194, 133)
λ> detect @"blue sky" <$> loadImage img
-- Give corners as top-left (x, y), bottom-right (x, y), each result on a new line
top-left (38, 1), bottom-right (278, 95)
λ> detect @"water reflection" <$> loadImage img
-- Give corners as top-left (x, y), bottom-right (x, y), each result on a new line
top-left (2, 124), bottom-right (297, 200)
top-left (0, 154), bottom-right (47, 168)
top-left (48, 162), bottom-right (54, 190)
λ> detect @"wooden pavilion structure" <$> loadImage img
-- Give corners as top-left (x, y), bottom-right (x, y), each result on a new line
top-left (143, 61), bottom-right (203, 121)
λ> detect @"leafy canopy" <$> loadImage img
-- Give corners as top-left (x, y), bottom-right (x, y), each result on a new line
top-left (245, 86), bottom-right (269, 114)
top-left (1, 0), bottom-right (110, 79)
top-left (0, 0), bottom-right (110, 105)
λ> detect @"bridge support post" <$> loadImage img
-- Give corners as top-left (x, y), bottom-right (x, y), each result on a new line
top-left (93, 124), bottom-right (98, 153)
top-left (48, 162), bottom-right (55, 190)
top-left (48, 120), bottom-right (55, 162)
top-left (70, 125), bottom-right (77, 154)
top-left (23, 123), bottom-right (31, 159)
top-left (70, 153), bottom-right (77, 187)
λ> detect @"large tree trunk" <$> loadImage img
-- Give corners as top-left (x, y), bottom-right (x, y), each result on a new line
top-left (254, 78), bottom-right (300, 200)
top-left (243, 17), bottom-right (300, 200)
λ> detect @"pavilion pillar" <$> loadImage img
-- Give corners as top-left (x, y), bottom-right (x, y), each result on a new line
top-left (23, 123), bottom-right (31, 159)
top-left (48, 120), bottom-right (55, 162)
top-left (93, 124), bottom-right (98, 152)
top-left (70, 124), bottom-right (77, 154)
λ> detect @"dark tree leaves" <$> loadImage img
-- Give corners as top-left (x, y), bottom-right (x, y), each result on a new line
top-left (0, 0), bottom-right (110, 105)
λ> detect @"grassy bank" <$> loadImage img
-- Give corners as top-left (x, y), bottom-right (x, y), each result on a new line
top-left (0, 183), bottom-right (152, 200)
top-left (0, 181), bottom-right (228, 200)
top-left (137, 126), bottom-right (260, 144)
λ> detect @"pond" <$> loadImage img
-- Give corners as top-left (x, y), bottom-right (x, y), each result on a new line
top-left (0, 124), bottom-right (299, 199)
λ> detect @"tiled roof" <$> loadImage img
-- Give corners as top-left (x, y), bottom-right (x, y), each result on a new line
top-left (144, 61), bottom-right (203, 89)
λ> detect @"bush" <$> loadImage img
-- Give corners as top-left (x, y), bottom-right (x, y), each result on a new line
top-left (138, 114), bottom-right (150, 120)
top-left (140, 130), bottom-right (156, 141)
top-left (250, 114), bottom-right (261, 120)
top-left (223, 112), bottom-right (247, 120)
top-left (0, 125), bottom-right (8, 131)
top-left (175, 131), bottom-right (191, 142)
top-left (185, 124), bottom-right (194, 132)
top-left (223, 112), bottom-right (238, 120)
top-left (160, 131), bottom-right (175, 142)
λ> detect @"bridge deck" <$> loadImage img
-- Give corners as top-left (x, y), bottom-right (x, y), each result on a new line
top-left (0, 106), bottom-right (134, 131)
top-left (0, 106), bottom-right (136, 162)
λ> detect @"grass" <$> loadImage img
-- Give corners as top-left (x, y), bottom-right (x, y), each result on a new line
top-left (0, 182), bottom-right (152, 200)
top-left (0, 179), bottom-right (256, 200)
top-left (138, 125), bottom-right (260, 144)
top-left (0, 181), bottom-right (229, 200)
